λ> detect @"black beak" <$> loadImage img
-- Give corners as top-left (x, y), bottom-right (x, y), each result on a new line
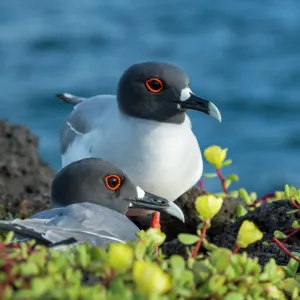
top-left (180, 93), bottom-right (221, 122)
top-left (128, 191), bottom-right (185, 223)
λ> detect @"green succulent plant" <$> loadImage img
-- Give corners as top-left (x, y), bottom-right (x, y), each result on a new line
top-left (1, 144), bottom-right (300, 299)
top-left (1, 234), bottom-right (298, 300)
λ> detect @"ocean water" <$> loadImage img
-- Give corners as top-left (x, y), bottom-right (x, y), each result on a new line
top-left (1, 0), bottom-right (300, 196)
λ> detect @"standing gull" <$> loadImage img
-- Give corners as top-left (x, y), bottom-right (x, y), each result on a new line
top-left (0, 158), bottom-right (184, 248)
top-left (57, 61), bottom-right (221, 228)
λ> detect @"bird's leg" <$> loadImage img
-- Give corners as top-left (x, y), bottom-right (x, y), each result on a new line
top-left (150, 212), bottom-right (161, 254)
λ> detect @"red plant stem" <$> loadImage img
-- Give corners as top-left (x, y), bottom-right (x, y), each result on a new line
top-left (290, 197), bottom-right (300, 210)
top-left (232, 244), bottom-right (240, 254)
top-left (272, 237), bottom-right (300, 263)
top-left (283, 228), bottom-right (300, 243)
top-left (216, 168), bottom-right (228, 196)
top-left (250, 193), bottom-right (275, 207)
top-left (191, 221), bottom-right (208, 258)
top-left (150, 212), bottom-right (161, 255)
top-left (150, 212), bottom-right (161, 229)
top-left (283, 229), bottom-right (295, 235)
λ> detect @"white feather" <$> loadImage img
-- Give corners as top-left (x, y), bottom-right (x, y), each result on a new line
top-left (61, 95), bottom-right (202, 202)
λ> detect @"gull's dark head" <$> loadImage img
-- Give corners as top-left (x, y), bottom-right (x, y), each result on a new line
top-left (117, 61), bottom-right (221, 124)
top-left (51, 158), bottom-right (185, 222)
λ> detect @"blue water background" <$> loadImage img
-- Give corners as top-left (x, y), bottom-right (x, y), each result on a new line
top-left (1, 1), bottom-right (300, 195)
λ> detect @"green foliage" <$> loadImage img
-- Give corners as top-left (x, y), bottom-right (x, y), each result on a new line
top-left (235, 204), bottom-right (248, 218)
top-left (194, 250), bottom-right (289, 299)
top-left (202, 173), bottom-right (218, 178)
top-left (203, 145), bottom-right (240, 192)
top-left (201, 146), bottom-right (298, 212)
top-left (236, 220), bottom-right (263, 249)
top-left (274, 231), bottom-right (287, 239)
top-left (282, 257), bottom-right (300, 277)
top-left (203, 145), bottom-right (228, 169)
top-left (195, 194), bottom-right (223, 221)
top-left (0, 235), bottom-right (296, 300)
top-left (2, 144), bottom-right (300, 299)
top-left (292, 221), bottom-right (300, 229)
top-left (178, 233), bottom-right (200, 245)
top-left (239, 188), bottom-right (253, 206)
top-left (222, 159), bottom-right (232, 167)
top-left (284, 185), bottom-right (300, 201)
top-left (225, 174), bottom-right (239, 182)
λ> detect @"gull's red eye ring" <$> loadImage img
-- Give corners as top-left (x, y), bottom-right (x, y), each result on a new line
top-left (104, 175), bottom-right (121, 191)
top-left (145, 78), bottom-right (163, 93)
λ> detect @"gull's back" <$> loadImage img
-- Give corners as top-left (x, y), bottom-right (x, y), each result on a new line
top-left (60, 95), bottom-right (118, 167)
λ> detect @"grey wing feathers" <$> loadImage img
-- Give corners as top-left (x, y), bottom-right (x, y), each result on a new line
top-left (60, 95), bottom-right (116, 154)
top-left (0, 203), bottom-right (139, 247)
top-left (0, 221), bottom-right (52, 245)
top-left (0, 218), bottom-right (130, 247)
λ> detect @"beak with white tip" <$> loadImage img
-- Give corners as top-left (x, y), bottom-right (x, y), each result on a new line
top-left (179, 89), bottom-right (222, 122)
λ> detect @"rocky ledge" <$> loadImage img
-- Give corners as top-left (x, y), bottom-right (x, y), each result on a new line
top-left (0, 120), bottom-right (54, 218)
top-left (0, 119), bottom-right (299, 267)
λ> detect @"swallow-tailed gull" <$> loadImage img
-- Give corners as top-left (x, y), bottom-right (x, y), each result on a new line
top-left (57, 61), bottom-right (221, 227)
top-left (0, 158), bottom-right (184, 248)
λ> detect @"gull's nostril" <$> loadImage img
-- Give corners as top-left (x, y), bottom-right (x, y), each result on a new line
top-left (156, 199), bottom-right (164, 203)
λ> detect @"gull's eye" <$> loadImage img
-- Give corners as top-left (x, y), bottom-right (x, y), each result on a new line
top-left (145, 78), bottom-right (163, 93)
top-left (104, 175), bottom-right (121, 191)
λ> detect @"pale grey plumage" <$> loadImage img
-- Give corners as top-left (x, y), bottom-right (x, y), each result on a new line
top-left (60, 95), bottom-right (115, 154)
top-left (0, 202), bottom-right (139, 247)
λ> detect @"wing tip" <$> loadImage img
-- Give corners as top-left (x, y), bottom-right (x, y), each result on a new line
top-left (0, 222), bottom-right (51, 245)
top-left (56, 93), bottom-right (83, 105)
